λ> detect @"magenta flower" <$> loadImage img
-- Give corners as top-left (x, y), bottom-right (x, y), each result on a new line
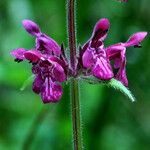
top-left (10, 20), bottom-right (68, 103)
top-left (106, 32), bottom-right (147, 86)
top-left (10, 18), bottom-right (147, 103)
top-left (81, 18), bottom-right (114, 80)
top-left (81, 18), bottom-right (147, 86)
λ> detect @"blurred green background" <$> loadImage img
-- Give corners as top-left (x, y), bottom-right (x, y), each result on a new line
top-left (0, 0), bottom-right (150, 150)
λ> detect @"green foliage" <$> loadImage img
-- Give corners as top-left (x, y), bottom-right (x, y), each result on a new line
top-left (108, 79), bottom-right (135, 102)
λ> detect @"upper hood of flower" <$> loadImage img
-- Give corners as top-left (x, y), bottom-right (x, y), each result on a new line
top-left (22, 19), bottom-right (61, 56)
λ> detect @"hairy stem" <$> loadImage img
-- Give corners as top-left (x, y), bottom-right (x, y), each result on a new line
top-left (68, 0), bottom-right (77, 74)
top-left (67, 0), bottom-right (82, 150)
top-left (70, 78), bottom-right (82, 150)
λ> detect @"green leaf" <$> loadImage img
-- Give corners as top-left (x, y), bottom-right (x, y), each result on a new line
top-left (81, 76), bottom-right (135, 102)
top-left (108, 78), bottom-right (135, 102)
top-left (20, 75), bottom-right (34, 91)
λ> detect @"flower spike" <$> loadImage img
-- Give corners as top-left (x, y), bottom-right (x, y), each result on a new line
top-left (10, 19), bottom-right (68, 103)
top-left (81, 18), bottom-right (147, 86)
top-left (10, 18), bottom-right (147, 103)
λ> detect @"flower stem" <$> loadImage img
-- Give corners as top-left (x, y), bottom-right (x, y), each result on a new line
top-left (70, 78), bottom-right (82, 150)
top-left (67, 0), bottom-right (83, 150)
top-left (68, 0), bottom-right (77, 75)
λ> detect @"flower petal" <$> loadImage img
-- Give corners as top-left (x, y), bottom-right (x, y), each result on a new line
top-left (22, 19), bottom-right (41, 37)
top-left (10, 48), bottom-right (26, 60)
top-left (53, 63), bottom-right (66, 82)
top-left (107, 43), bottom-right (123, 57)
top-left (49, 56), bottom-right (68, 69)
top-left (24, 50), bottom-right (41, 63)
top-left (32, 74), bottom-right (44, 94)
top-left (114, 50), bottom-right (128, 86)
top-left (124, 32), bottom-right (147, 47)
top-left (107, 44), bottom-right (128, 85)
top-left (92, 57), bottom-right (113, 80)
top-left (36, 34), bottom-right (61, 56)
top-left (41, 78), bottom-right (62, 103)
top-left (116, 68), bottom-right (128, 86)
top-left (82, 48), bottom-right (95, 68)
top-left (32, 65), bottom-right (41, 74)
top-left (106, 44), bottom-right (126, 69)
top-left (91, 18), bottom-right (110, 46)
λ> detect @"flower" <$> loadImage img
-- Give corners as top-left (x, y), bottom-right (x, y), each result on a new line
top-left (10, 18), bottom-right (147, 103)
top-left (81, 18), bottom-right (147, 86)
top-left (81, 18), bottom-right (114, 80)
top-left (106, 32), bottom-right (147, 86)
top-left (10, 19), bottom-right (68, 103)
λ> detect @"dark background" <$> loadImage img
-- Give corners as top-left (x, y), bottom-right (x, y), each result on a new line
top-left (0, 0), bottom-right (150, 150)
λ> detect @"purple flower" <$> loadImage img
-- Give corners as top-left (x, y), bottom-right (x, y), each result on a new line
top-left (106, 32), bottom-right (147, 86)
top-left (81, 18), bottom-right (114, 80)
top-left (10, 19), bottom-right (68, 103)
top-left (81, 18), bottom-right (147, 86)
top-left (10, 18), bottom-right (147, 103)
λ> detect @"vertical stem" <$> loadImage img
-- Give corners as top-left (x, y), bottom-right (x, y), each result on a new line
top-left (68, 0), bottom-right (77, 74)
top-left (70, 78), bottom-right (82, 150)
top-left (67, 0), bottom-right (82, 150)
